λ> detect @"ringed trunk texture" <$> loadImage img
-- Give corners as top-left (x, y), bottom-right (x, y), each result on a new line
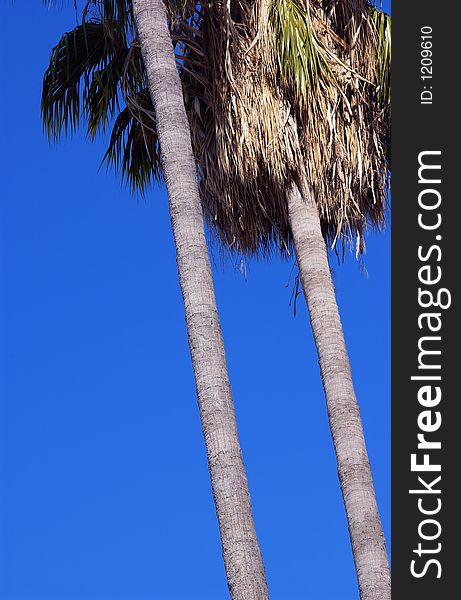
top-left (287, 183), bottom-right (391, 600)
top-left (131, 2), bottom-right (269, 599)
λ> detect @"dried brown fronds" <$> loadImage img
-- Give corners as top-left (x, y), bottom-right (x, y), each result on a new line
top-left (183, 0), bottom-right (390, 256)
top-left (42, 0), bottom-right (391, 257)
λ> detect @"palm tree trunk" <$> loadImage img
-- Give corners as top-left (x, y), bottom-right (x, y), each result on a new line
top-left (131, 1), bottom-right (269, 598)
top-left (287, 182), bottom-right (391, 600)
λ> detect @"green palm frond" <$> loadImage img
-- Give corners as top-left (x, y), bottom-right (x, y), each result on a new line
top-left (42, 0), bottom-right (195, 192)
top-left (370, 5), bottom-right (391, 112)
top-left (41, 1), bottom-right (160, 191)
top-left (85, 51), bottom-right (126, 138)
top-left (270, 0), bottom-right (330, 101)
top-left (42, 20), bottom-right (125, 139)
top-left (103, 89), bottom-right (162, 193)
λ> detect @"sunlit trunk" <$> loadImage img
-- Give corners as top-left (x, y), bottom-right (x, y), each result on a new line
top-left (131, 2), bottom-right (269, 598)
top-left (288, 182), bottom-right (391, 600)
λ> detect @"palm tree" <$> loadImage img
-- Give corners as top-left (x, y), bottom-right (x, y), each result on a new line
top-left (287, 180), bottom-right (391, 600)
top-left (41, 2), bottom-right (269, 599)
top-left (274, 5), bottom-right (392, 599)
top-left (42, 1), bottom-right (391, 598)
top-left (186, 3), bottom-right (392, 598)
top-left (137, 2), bottom-right (392, 597)
top-left (178, 2), bottom-right (393, 597)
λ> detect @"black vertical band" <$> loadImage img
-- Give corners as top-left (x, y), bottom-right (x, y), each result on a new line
top-left (392, 2), bottom-right (459, 597)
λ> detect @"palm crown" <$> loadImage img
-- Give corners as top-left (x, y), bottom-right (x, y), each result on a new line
top-left (42, 0), bottom-right (391, 256)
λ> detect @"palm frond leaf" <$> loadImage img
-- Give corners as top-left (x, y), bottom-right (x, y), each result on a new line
top-left (103, 89), bottom-right (162, 192)
top-left (370, 4), bottom-right (391, 113)
top-left (42, 20), bottom-right (125, 139)
top-left (270, 0), bottom-right (331, 101)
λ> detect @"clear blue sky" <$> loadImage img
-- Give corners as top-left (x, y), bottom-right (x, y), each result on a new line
top-left (0, 2), bottom-right (391, 599)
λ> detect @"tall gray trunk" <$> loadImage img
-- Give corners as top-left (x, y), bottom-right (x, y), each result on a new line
top-left (287, 182), bottom-right (391, 600)
top-left (131, 1), bottom-right (269, 598)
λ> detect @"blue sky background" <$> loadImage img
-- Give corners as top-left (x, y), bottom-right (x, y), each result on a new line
top-left (0, 2), bottom-right (391, 599)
